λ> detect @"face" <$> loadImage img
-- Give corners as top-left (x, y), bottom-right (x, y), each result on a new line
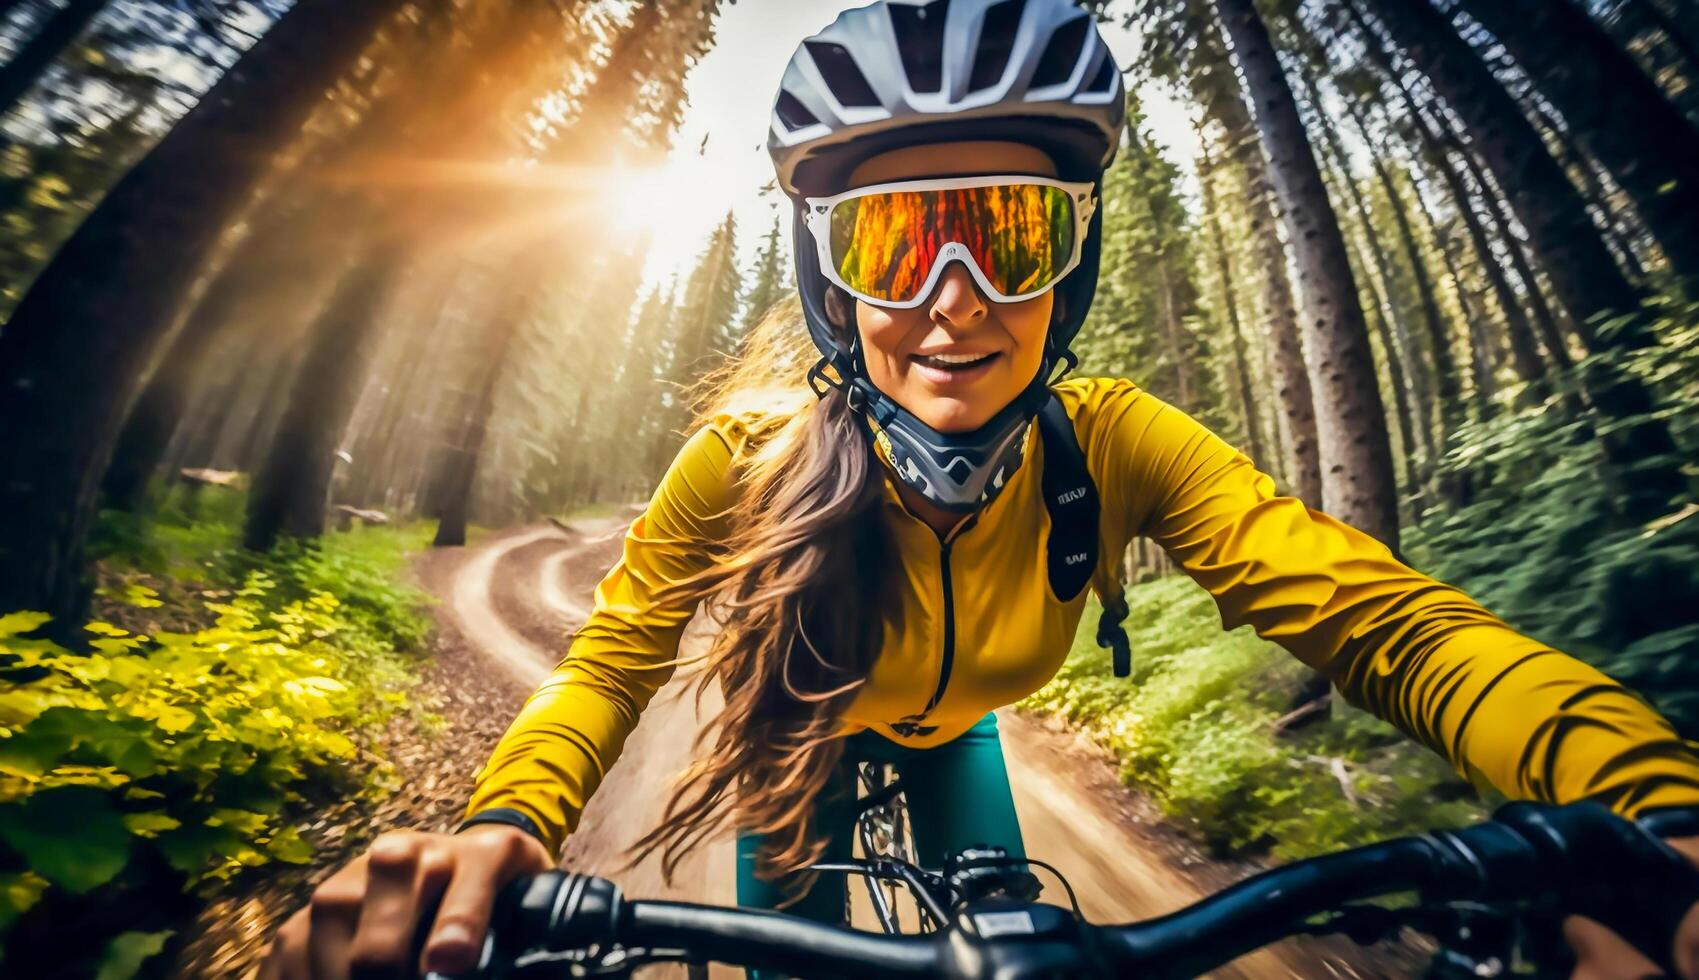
top-left (846, 141), bottom-right (1058, 434)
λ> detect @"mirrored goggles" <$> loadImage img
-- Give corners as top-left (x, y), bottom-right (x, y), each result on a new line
top-left (804, 174), bottom-right (1097, 309)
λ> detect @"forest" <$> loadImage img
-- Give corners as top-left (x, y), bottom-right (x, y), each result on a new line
top-left (0, 0), bottom-right (1695, 975)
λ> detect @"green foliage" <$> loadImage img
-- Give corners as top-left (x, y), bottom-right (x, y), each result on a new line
top-left (0, 491), bottom-right (433, 962)
top-left (1073, 95), bottom-right (1231, 436)
top-left (0, 576), bottom-right (411, 919)
top-left (1407, 298), bottom-right (1699, 732)
top-left (1021, 577), bottom-right (1484, 859)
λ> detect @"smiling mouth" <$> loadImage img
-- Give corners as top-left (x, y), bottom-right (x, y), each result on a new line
top-left (912, 351), bottom-right (1000, 371)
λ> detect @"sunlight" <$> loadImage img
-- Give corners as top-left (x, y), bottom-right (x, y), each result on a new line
top-left (595, 157), bottom-right (703, 245)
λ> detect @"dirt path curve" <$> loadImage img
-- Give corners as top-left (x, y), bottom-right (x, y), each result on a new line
top-left (441, 518), bottom-right (1418, 979)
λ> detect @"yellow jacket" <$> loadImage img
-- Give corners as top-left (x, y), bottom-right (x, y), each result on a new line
top-left (466, 377), bottom-right (1699, 857)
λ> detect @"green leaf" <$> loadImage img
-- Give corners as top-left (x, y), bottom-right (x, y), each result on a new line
top-left (121, 812), bottom-right (181, 838)
top-left (265, 826), bottom-right (313, 864)
top-left (0, 728), bottom-right (72, 779)
top-left (0, 611), bottom-right (50, 639)
top-left (0, 871), bottom-right (48, 929)
top-left (0, 787), bottom-right (131, 892)
top-left (95, 930), bottom-right (174, 980)
top-left (154, 822), bottom-right (236, 876)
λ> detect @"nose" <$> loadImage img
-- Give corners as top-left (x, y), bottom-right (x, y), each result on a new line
top-left (927, 261), bottom-right (988, 328)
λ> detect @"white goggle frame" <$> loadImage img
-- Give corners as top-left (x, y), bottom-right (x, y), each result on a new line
top-left (803, 174), bottom-right (1098, 309)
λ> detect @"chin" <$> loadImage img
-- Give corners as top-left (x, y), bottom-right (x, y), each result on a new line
top-left (916, 400), bottom-right (994, 434)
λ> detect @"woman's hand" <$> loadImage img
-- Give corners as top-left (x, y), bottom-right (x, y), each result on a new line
top-left (259, 824), bottom-right (556, 979)
top-left (1565, 835), bottom-right (1699, 979)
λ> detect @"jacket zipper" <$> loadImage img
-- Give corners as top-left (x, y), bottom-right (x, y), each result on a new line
top-left (887, 504), bottom-right (974, 738)
top-left (918, 536), bottom-right (957, 720)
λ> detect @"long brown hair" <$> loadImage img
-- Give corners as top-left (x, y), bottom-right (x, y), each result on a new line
top-left (625, 287), bottom-right (893, 895)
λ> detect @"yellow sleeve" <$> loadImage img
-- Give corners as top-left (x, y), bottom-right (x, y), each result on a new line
top-left (1083, 378), bottom-right (1699, 817)
top-left (462, 423), bottom-right (738, 855)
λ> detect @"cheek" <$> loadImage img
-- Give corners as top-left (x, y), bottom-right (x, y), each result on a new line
top-left (1004, 295), bottom-right (1053, 373)
top-left (856, 303), bottom-right (921, 370)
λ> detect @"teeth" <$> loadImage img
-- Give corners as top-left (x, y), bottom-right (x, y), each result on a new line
top-left (917, 352), bottom-right (994, 367)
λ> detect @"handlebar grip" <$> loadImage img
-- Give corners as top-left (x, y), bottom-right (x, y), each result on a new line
top-left (1494, 801), bottom-right (1699, 976)
top-left (503, 871), bottom-right (624, 951)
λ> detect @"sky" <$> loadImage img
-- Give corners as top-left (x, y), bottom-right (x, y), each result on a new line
top-left (628, 0), bottom-right (1200, 293)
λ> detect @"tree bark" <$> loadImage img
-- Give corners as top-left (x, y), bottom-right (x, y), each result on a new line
top-left (1346, 8), bottom-right (1551, 393)
top-left (1368, 0), bottom-right (1644, 331)
top-left (244, 239), bottom-right (404, 551)
top-left (0, 0), bottom-right (109, 119)
top-left (1211, 81), bottom-right (1324, 507)
top-left (1336, 90), bottom-right (1465, 446)
top-left (1217, 0), bottom-right (1399, 546)
top-left (0, 0), bottom-right (407, 619)
top-left (1300, 73), bottom-right (1436, 474)
top-left (1198, 137), bottom-right (1267, 466)
top-left (1462, 0), bottom-right (1699, 288)
top-left (1368, 0), bottom-right (1686, 512)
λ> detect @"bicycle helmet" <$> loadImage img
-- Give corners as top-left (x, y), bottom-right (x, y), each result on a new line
top-left (770, 0), bottom-right (1126, 512)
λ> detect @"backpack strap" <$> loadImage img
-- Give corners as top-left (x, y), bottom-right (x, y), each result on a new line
top-left (1035, 393), bottom-right (1132, 677)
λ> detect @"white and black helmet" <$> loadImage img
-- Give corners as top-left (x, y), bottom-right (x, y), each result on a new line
top-left (769, 0), bottom-right (1127, 197)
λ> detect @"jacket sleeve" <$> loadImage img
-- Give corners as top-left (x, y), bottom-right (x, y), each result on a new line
top-left (1085, 378), bottom-right (1699, 817)
top-left (462, 423), bottom-right (737, 856)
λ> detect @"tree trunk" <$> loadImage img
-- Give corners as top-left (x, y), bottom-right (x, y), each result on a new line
top-left (1156, 256), bottom-right (1194, 408)
top-left (0, 0), bottom-right (407, 619)
top-left (102, 220), bottom-right (294, 509)
top-left (1218, 0), bottom-right (1399, 545)
top-left (1522, 97), bottom-right (1651, 283)
top-left (1337, 91), bottom-right (1465, 446)
top-left (1343, 222), bottom-right (1421, 494)
top-left (1211, 82), bottom-right (1324, 506)
top-left (1350, 11), bottom-right (1550, 394)
top-left (1301, 74), bottom-right (1436, 475)
top-left (1462, 0), bottom-right (1699, 288)
top-left (1368, 0), bottom-right (1644, 331)
top-left (1368, 0), bottom-right (1686, 512)
top-left (1198, 137), bottom-right (1267, 466)
top-left (431, 292), bottom-right (526, 548)
top-left (244, 240), bottom-right (404, 551)
top-left (0, 0), bottom-right (109, 119)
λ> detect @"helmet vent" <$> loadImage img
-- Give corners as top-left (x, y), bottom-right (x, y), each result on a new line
top-left (1085, 51), bottom-right (1118, 94)
top-left (805, 40), bottom-right (881, 108)
top-left (775, 89), bottom-right (820, 131)
top-left (967, 0), bottom-right (1026, 92)
top-left (1029, 14), bottom-right (1088, 89)
top-left (891, 0), bottom-right (949, 93)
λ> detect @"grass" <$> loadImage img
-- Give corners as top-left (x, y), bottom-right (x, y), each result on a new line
top-left (1021, 576), bottom-right (1488, 860)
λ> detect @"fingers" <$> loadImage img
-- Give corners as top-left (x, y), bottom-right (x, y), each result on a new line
top-left (349, 833), bottom-right (454, 979)
top-left (419, 829), bottom-right (552, 976)
top-left (262, 909), bottom-right (310, 980)
top-left (1564, 915), bottom-right (1662, 980)
top-left (258, 827), bottom-right (556, 979)
top-left (305, 864), bottom-right (366, 980)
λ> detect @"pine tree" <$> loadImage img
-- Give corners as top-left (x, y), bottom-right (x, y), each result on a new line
top-left (741, 213), bottom-right (789, 332)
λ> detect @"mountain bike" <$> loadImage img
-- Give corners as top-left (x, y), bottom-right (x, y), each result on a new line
top-left (421, 800), bottom-right (1699, 978)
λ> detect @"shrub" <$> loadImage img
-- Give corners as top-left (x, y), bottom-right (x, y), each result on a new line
top-left (1022, 578), bottom-right (1484, 859)
top-left (1, 491), bottom-right (434, 972)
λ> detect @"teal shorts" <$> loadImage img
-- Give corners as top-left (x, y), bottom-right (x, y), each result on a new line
top-left (734, 711), bottom-right (1026, 933)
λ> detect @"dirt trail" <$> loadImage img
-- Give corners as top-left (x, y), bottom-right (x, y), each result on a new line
top-left (439, 519), bottom-right (1418, 979)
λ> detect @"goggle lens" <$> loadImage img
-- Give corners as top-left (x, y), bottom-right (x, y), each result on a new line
top-left (827, 182), bottom-right (1078, 304)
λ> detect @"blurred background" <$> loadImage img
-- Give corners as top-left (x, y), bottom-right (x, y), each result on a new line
top-left (0, 0), bottom-right (1695, 976)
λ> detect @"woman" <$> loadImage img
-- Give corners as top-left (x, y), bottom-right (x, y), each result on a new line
top-left (264, 2), bottom-right (1699, 977)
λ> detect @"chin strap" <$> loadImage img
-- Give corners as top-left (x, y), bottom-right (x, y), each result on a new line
top-left (809, 346), bottom-right (1131, 677)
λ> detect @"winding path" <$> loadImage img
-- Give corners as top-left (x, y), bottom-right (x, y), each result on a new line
top-left (439, 519), bottom-right (1413, 978)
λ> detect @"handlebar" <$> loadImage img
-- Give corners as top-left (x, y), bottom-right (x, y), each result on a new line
top-left (439, 801), bottom-right (1699, 979)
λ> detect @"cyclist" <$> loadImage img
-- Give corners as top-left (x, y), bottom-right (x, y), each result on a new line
top-left (262, 2), bottom-right (1699, 977)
